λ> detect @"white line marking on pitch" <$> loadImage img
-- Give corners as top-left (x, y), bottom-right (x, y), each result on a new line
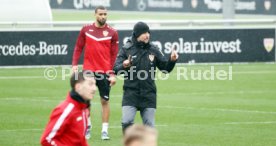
top-left (0, 97), bottom-right (61, 102)
top-left (109, 125), bottom-right (168, 129)
top-left (162, 90), bottom-right (276, 96)
top-left (0, 98), bottom-right (122, 105)
top-left (2, 97), bottom-right (276, 115)
top-left (0, 95), bottom-right (123, 102)
top-left (0, 76), bottom-right (44, 79)
top-left (233, 71), bottom-right (276, 74)
top-left (0, 125), bottom-right (168, 132)
top-left (225, 121), bottom-right (276, 125)
top-left (0, 70), bottom-right (275, 79)
top-left (0, 129), bottom-right (42, 132)
top-left (159, 106), bottom-right (276, 115)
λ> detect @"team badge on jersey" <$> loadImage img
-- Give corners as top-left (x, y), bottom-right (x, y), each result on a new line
top-left (103, 31), bottom-right (109, 37)
top-left (76, 116), bottom-right (82, 121)
top-left (149, 54), bottom-right (155, 62)
top-left (263, 38), bottom-right (274, 53)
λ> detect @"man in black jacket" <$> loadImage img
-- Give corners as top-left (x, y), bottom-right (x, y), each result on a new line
top-left (113, 22), bottom-right (178, 133)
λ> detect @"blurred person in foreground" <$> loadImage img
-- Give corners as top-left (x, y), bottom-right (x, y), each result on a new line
top-left (40, 71), bottom-right (96, 146)
top-left (72, 5), bottom-right (119, 140)
top-left (113, 21), bottom-right (178, 133)
top-left (123, 124), bottom-right (158, 146)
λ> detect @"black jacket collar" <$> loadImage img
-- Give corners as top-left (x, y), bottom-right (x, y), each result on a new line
top-left (70, 90), bottom-right (90, 107)
top-left (131, 36), bottom-right (150, 50)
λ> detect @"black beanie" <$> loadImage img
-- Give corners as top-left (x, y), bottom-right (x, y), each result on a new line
top-left (133, 21), bottom-right (150, 38)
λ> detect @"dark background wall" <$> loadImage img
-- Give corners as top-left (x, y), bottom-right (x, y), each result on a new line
top-left (0, 28), bottom-right (275, 66)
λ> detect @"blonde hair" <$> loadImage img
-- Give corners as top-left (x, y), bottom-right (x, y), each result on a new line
top-left (123, 124), bottom-right (158, 146)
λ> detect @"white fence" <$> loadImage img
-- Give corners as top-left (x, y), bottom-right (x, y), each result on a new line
top-left (0, 19), bottom-right (276, 30)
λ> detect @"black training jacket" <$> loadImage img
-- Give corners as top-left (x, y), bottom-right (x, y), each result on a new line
top-left (113, 37), bottom-right (177, 108)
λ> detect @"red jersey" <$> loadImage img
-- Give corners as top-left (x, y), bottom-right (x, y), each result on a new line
top-left (40, 94), bottom-right (90, 146)
top-left (72, 23), bottom-right (119, 74)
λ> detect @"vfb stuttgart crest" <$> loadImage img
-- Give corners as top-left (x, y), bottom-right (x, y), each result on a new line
top-left (122, 0), bottom-right (128, 7)
top-left (263, 38), bottom-right (274, 53)
top-left (149, 54), bottom-right (155, 62)
top-left (103, 31), bottom-right (109, 37)
top-left (191, 0), bottom-right (198, 9)
top-left (264, 0), bottom-right (271, 11)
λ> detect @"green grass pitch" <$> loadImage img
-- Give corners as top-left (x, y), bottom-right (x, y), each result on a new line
top-left (0, 63), bottom-right (276, 146)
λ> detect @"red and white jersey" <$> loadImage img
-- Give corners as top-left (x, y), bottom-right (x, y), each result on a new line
top-left (72, 23), bottom-right (119, 74)
top-left (40, 94), bottom-right (90, 146)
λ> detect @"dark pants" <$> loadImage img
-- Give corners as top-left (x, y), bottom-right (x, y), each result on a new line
top-left (121, 106), bottom-right (156, 133)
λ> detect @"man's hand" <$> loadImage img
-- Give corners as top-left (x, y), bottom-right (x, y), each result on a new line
top-left (108, 75), bottom-right (116, 86)
top-left (72, 65), bottom-right (78, 73)
top-left (123, 55), bottom-right (132, 68)
top-left (170, 47), bottom-right (179, 61)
